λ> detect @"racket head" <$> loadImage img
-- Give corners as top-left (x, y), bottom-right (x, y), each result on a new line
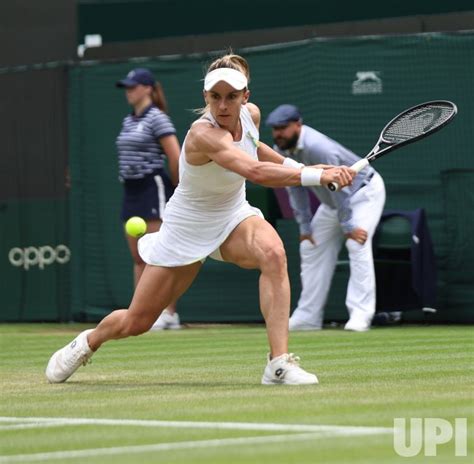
top-left (378, 100), bottom-right (457, 150)
top-left (328, 100), bottom-right (457, 192)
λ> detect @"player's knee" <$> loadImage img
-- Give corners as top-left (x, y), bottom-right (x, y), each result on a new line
top-left (261, 244), bottom-right (287, 273)
top-left (121, 314), bottom-right (152, 336)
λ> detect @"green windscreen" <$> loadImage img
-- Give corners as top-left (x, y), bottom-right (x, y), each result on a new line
top-left (69, 32), bottom-right (474, 322)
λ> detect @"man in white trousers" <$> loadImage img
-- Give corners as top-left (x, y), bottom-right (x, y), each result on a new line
top-left (266, 104), bottom-right (386, 332)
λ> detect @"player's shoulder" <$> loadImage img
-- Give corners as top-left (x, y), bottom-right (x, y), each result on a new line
top-left (245, 102), bottom-right (260, 117)
top-left (188, 119), bottom-right (231, 147)
top-left (245, 102), bottom-right (261, 128)
top-left (190, 115), bottom-right (215, 134)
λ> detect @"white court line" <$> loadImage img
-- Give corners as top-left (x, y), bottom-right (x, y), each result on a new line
top-left (0, 432), bottom-right (354, 462)
top-left (0, 424), bottom-right (61, 431)
top-left (0, 422), bottom-right (85, 431)
top-left (0, 416), bottom-right (392, 435)
top-left (0, 416), bottom-right (393, 462)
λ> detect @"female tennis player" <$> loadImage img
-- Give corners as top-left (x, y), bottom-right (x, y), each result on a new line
top-left (116, 68), bottom-right (181, 329)
top-left (46, 54), bottom-right (355, 385)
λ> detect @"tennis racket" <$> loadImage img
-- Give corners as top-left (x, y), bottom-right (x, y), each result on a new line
top-left (328, 100), bottom-right (458, 191)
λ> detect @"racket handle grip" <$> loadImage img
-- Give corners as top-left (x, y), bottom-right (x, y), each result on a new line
top-left (327, 158), bottom-right (370, 192)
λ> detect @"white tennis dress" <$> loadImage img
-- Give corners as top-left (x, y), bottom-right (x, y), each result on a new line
top-left (138, 105), bottom-right (263, 267)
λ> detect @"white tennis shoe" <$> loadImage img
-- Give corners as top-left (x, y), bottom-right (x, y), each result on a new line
top-left (289, 317), bottom-right (322, 331)
top-left (261, 353), bottom-right (319, 385)
top-left (149, 309), bottom-right (181, 331)
top-left (344, 319), bottom-right (370, 332)
top-left (46, 329), bottom-right (94, 383)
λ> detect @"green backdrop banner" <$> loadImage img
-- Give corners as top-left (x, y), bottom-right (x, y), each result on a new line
top-left (0, 199), bottom-right (70, 321)
top-left (67, 32), bottom-right (473, 322)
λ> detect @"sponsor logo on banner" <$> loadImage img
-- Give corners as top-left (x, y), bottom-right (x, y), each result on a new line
top-left (352, 71), bottom-right (383, 95)
top-left (8, 244), bottom-right (71, 270)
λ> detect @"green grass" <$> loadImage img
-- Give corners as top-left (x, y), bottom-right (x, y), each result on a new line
top-left (0, 324), bottom-right (472, 463)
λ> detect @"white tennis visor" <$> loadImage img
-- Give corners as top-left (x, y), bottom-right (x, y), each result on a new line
top-left (203, 68), bottom-right (248, 91)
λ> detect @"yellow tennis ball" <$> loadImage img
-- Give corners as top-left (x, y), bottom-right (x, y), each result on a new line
top-left (125, 216), bottom-right (147, 238)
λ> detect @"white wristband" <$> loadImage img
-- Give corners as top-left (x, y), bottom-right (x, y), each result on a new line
top-left (283, 157), bottom-right (304, 169)
top-left (301, 167), bottom-right (323, 186)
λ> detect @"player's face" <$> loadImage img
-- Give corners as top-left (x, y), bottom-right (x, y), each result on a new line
top-left (272, 122), bottom-right (301, 150)
top-left (125, 84), bottom-right (151, 107)
top-left (204, 81), bottom-right (250, 129)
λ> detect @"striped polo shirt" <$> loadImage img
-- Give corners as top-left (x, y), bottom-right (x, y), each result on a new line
top-left (116, 104), bottom-right (176, 180)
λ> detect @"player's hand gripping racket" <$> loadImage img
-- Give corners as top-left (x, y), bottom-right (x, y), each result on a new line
top-left (328, 100), bottom-right (457, 191)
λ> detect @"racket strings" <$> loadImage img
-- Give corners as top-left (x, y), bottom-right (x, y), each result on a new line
top-left (383, 104), bottom-right (454, 144)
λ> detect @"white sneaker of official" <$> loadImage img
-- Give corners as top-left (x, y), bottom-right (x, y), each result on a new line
top-left (149, 309), bottom-right (181, 331)
top-left (344, 318), bottom-right (370, 332)
top-left (261, 353), bottom-right (319, 385)
top-left (288, 316), bottom-right (322, 331)
top-left (45, 329), bottom-right (94, 383)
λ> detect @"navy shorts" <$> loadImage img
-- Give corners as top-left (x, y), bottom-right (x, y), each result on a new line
top-left (121, 170), bottom-right (174, 222)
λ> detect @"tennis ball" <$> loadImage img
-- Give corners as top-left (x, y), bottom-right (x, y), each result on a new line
top-left (125, 216), bottom-right (147, 238)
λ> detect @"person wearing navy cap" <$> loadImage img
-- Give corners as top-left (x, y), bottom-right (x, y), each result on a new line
top-left (266, 104), bottom-right (386, 332)
top-left (116, 68), bottom-right (182, 330)
top-left (116, 68), bottom-right (157, 88)
top-left (265, 104), bottom-right (302, 127)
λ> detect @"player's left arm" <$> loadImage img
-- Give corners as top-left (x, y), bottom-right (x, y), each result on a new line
top-left (246, 102), bottom-right (261, 129)
top-left (258, 141), bottom-right (286, 163)
top-left (258, 140), bottom-right (335, 168)
top-left (247, 102), bottom-right (333, 168)
top-left (247, 102), bottom-right (285, 163)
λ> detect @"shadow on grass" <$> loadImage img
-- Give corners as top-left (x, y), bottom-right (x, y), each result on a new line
top-left (61, 380), bottom-right (260, 389)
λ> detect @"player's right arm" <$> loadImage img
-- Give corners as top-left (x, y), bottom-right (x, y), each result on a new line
top-left (185, 124), bottom-right (355, 189)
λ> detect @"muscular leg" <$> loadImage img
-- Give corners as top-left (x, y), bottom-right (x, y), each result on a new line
top-left (125, 219), bottom-right (177, 313)
top-left (220, 216), bottom-right (289, 357)
top-left (87, 261), bottom-right (201, 351)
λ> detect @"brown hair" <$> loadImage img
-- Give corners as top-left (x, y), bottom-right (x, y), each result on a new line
top-left (206, 53), bottom-right (250, 84)
top-left (151, 81), bottom-right (168, 113)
